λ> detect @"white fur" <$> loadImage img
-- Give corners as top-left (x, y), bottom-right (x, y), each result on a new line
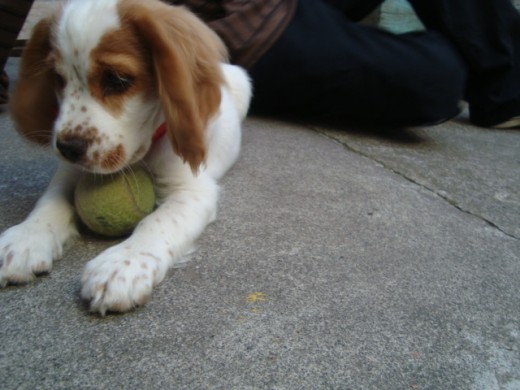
top-left (0, 0), bottom-right (252, 315)
top-left (57, 0), bottom-right (120, 63)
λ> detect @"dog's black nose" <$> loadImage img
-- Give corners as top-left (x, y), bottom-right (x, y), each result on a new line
top-left (56, 138), bottom-right (88, 163)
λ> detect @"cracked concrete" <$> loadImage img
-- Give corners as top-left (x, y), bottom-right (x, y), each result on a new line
top-left (318, 129), bottom-right (518, 241)
top-left (314, 115), bottom-right (520, 239)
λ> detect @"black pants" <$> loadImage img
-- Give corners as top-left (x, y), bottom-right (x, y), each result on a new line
top-left (249, 0), bottom-right (520, 127)
top-left (0, 0), bottom-right (34, 69)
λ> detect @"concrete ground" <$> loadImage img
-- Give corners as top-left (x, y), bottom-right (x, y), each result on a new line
top-left (1, 1), bottom-right (520, 389)
top-left (2, 55), bottom-right (520, 389)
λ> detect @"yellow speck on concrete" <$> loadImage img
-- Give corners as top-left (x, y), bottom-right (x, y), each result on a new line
top-left (246, 292), bottom-right (266, 303)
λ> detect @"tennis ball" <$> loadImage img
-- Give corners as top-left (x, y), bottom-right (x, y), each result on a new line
top-left (74, 166), bottom-right (156, 237)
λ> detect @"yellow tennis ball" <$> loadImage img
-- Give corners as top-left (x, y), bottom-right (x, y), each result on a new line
top-left (74, 166), bottom-right (156, 237)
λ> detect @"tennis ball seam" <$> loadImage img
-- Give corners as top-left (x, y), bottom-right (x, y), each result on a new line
top-left (123, 173), bottom-right (153, 217)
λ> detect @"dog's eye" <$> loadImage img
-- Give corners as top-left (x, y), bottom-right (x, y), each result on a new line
top-left (101, 70), bottom-right (134, 96)
top-left (54, 72), bottom-right (66, 90)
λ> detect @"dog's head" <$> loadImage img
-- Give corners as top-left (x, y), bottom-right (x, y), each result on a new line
top-left (10, 0), bottom-right (226, 173)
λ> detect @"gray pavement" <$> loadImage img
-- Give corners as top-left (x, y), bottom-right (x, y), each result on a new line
top-left (1, 53), bottom-right (520, 390)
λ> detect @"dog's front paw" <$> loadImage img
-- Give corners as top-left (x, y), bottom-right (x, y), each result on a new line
top-left (81, 244), bottom-right (168, 315)
top-left (0, 222), bottom-right (64, 287)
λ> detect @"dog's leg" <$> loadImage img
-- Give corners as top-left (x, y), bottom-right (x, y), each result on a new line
top-left (0, 163), bottom-right (79, 286)
top-left (80, 173), bottom-right (219, 315)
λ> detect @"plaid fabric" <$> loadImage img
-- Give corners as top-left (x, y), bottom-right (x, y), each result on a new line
top-left (0, 0), bottom-right (34, 68)
top-left (172, 0), bottom-right (297, 68)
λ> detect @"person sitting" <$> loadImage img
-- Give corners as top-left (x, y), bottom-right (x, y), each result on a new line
top-left (173, 0), bottom-right (520, 129)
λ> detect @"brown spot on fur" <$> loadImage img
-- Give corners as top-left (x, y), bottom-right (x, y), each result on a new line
top-left (6, 251), bottom-right (14, 266)
top-left (101, 144), bottom-right (126, 170)
top-left (84, 126), bottom-right (99, 139)
top-left (110, 271), bottom-right (118, 281)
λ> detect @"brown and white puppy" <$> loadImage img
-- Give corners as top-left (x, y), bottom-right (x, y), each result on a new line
top-left (0, 0), bottom-right (251, 315)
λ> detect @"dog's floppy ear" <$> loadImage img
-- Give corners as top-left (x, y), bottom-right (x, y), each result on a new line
top-left (9, 17), bottom-right (58, 146)
top-left (121, 1), bottom-right (227, 173)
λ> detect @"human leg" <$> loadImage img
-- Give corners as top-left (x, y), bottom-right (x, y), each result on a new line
top-left (407, 0), bottom-right (520, 127)
top-left (323, 0), bottom-right (385, 22)
top-left (249, 0), bottom-right (467, 127)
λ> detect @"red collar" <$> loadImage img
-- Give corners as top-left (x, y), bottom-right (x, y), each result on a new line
top-left (152, 123), bottom-right (167, 144)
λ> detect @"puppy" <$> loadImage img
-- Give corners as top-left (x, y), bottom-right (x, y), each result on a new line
top-left (0, 0), bottom-right (251, 315)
